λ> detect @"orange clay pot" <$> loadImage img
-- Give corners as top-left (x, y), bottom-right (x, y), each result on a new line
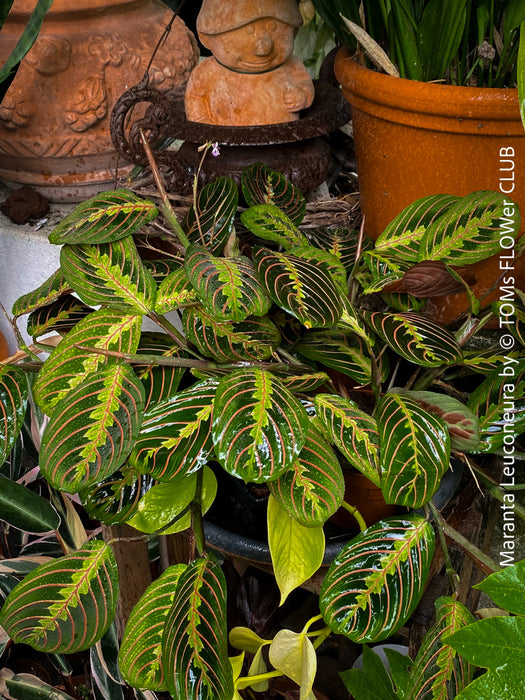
top-left (334, 47), bottom-right (525, 324)
top-left (329, 471), bottom-right (400, 532)
top-left (0, 332), bottom-right (9, 360)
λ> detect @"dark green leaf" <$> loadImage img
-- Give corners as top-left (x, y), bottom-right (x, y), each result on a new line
top-left (241, 204), bottom-right (308, 250)
top-left (49, 190), bottom-right (158, 245)
top-left (183, 177), bottom-right (238, 254)
top-left (305, 226), bottom-right (370, 274)
top-left (1, 673), bottom-right (77, 700)
top-left (295, 330), bottom-right (373, 385)
top-left (155, 266), bottom-right (197, 314)
top-left (0, 0), bottom-right (53, 84)
top-left (0, 365), bottom-right (28, 465)
top-left (0, 476), bottom-right (60, 533)
top-left (474, 559), bottom-right (525, 616)
top-left (80, 467), bottom-right (153, 526)
top-left (27, 295), bottom-right (93, 337)
top-left (340, 644), bottom-right (398, 700)
top-left (12, 269), bottom-right (70, 318)
top-left (134, 332), bottom-right (185, 410)
top-left (241, 162), bottom-right (306, 225)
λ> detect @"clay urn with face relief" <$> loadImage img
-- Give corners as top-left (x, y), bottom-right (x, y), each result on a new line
top-left (0, 0), bottom-right (199, 202)
top-left (184, 0), bottom-right (315, 126)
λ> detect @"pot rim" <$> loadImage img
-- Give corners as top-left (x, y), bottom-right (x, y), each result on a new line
top-left (334, 46), bottom-right (520, 123)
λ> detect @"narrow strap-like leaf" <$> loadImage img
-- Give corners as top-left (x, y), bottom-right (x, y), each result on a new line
top-left (0, 365), bottom-right (28, 465)
top-left (162, 556), bottom-right (234, 700)
top-left (0, 541), bottom-right (119, 654)
top-left (0, 0), bottom-right (53, 83)
top-left (40, 364), bottom-right (145, 493)
top-left (49, 189), bottom-right (158, 245)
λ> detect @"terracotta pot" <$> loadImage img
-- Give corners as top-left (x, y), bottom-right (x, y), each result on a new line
top-left (329, 471), bottom-right (400, 531)
top-left (334, 47), bottom-right (525, 323)
top-left (0, 0), bottom-right (198, 202)
top-left (0, 331), bottom-right (8, 360)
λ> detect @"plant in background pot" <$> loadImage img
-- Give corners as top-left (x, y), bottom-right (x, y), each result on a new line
top-left (310, 0), bottom-right (525, 323)
top-left (0, 160), bottom-right (523, 698)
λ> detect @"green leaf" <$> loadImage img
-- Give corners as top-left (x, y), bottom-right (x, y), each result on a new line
top-left (268, 628), bottom-right (317, 699)
top-left (340, 644), bottom-right (398, 700)
top-left (183, 306), bottom-right (280, 362)
top-left (0, 0), bottom-right (53, 84)
top-left (134, 332), bottom-right (185, 410)
top-left (267, 495), bottom-right (325, 605)
top-left (295, 331), bottom-right (373, 385)
top-left (60, 237), bottom-right (157, 313)
top-left (241, 204), bottom-right (308, 250)
top-left (0, 541), bottom-right (119, 654)
top-left (253, 247), bottom-right (344, 328)
top-left (127, 467), bottom-right (217, 535)
top-left (48, 189), bottom-right (158, 245)
top-left (320, 516), bottom-right (435, 643)
top-left (474, 560), bottom-right (525, 616)
top-left (27, 295), bottom-right (93, 337)
top-left (0, 672), bottom-right (77, 700)
top-left (519, 21), bottom-right (525, 130)
top-left (162, 555), bottom-right (233, 700)
top-left (154, 263), bottom-right (197, 314)
top-left (12, 269), bottom-right (70, 319)
top-left (183, 177), bottom-right (238, 254)
top-left (363, 311), bottom-right (462, 367)
top-left (405, 596), bottom-right (475, 700)
top-left (131, 379), bottom-right (218, 481)
top-left (289, 245), bottom-right (348, 294)
top-left (0, 476), bottom-right (60, 533)
top-left (185, 244), bottom-right (271, 322)
top-left (375, 194), bottom-right (458, 263)
top-left (213, 369), bottom-right (309, 483)
top-left (40, 364), bottom-right (145, 493)
top-left (417, 0), bottom-right (467, 81)
top-left (0, 366), bottom-right (28, 465)
top-left (80, 467), bottom-right (153, 526)
top-left (33, 308), bottom-right (142, 414)
top-left (268, 423), bottom-right (345, 527)
top-left (241, 162), bottom-right (306, 225)
top-left (376, 392), bottom-right (450, 509)
top-left (314, 393), bottom-right (381, 485)
top-left (305, 227), bottom-right (369, 275)
top-left (419, 191), bottom-right (521, 266)
top-left (119, 564), bottom-right (187, 691)
top-left (229, 627), bottom-right (269, 654)
top-left (90, 623), bottom-right (125, 700)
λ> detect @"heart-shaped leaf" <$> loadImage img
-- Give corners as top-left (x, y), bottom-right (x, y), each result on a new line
top-left (49, 189), bottom-right (158, 245)
top-left (375, 392), bottom-right (450, 508)
top-left (60, 237), bottom-right (156, 313)
top-left (0, 541), bottom-right (118, 653)
top-left (27, 294), bottom-right (93, 337)
top-left (254, 247), bottom-right (344, 328)
top-left (268, 628), bottom-right (317, 698)
top-left (162, 555), bottom-right (233, 700)
top-left (0, 476), bottom-right (60, 533)
top-left (375, 194), bottom-right (458, 263)
top-left (80, 467), bottom-right (153, 526)
top-left (404, 596), bottom-right (475, 700)
top-left (268, 495), bottom-right (325, 605)
top-left (40, 363), bottom-right (145, 493)
top-left (134, 332), bottom-right (186, 410)
top-left (33, 308), bottom-right (142, 414)
top-left (0, 366), bottom-right (28, 465)
top-left (185, 244), bottom-right (271, 322)
top-left (213, 369), bottom-right (309, 483)
top-left (419, 191), bottom-right (520, 265)
top-left (241, 162), bottom-right (306, 224)
top-left (314, 393), bottom-right (380, 485)
top-left (183, 306), bottom-right (280, 362)
top-left (362, 311), bottom-right (462, 367)
top-left (319, 516), bottom-right (435, 643)
top-left (183, 177), bottom-right (238, 254)
top-left (241, 204), bottom-right (309, 250)
top-left (119, 564), bottom-right (187, 692)
top-left (295, 331), bottom-right (373, 385)
top-left (131, 379), bottom-right (218, 481)
top-left (12, 269), bottom-right (70, 318)
top-left (268, 423), bottom-right (345, 527)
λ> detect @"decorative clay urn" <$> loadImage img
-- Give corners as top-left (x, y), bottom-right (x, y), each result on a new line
top-left (0, 0), bottom-right (199, 202)
top-left (185, 0), bottom-right (315, 126)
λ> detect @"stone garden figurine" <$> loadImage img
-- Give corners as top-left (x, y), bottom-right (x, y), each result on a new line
top-left (185, 0), bottom-right (315, 126)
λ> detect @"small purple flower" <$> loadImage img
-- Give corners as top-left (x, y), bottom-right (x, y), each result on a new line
top-left (211, 142), bottom-right (220, 157)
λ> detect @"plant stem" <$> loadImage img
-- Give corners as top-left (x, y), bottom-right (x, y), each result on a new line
top-left (139, 128), bottom-right (191, 248)
top-left (426, 503), bottom-right (460, 596)
top-left (428, 501), bottom-right (499, 576)
top-left (148, 311), bottom-right (187, 347)
top-left (469, 464), bottom-right (525, 520)
top-left (312, 626), bottom-right (331, 651)
top-left (340, 501), bottom-right (367, 532)
top-left (190, 468), bottom-right (206, 558)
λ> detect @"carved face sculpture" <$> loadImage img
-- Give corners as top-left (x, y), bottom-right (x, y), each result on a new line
top-left (200, 17), bottom-right (296, 74)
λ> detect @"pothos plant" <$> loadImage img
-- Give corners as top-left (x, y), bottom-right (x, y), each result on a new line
top-left (0, 157), bottom-right (524, 699)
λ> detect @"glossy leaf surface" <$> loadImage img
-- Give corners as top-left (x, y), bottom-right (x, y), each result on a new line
top-left (253, 247), bottom-right (344, 328)
top-left (314, 393), bottom-right (380, 485)
top-left (155, 264), bottom-right (197, 315)
top-left (363, 311), bottom-right (462, 367)
top-left (0, 476), bottom-right (60, 533)
top-left (185, 244), bottom-right (271, 322)
top-left (241, 204), bottom-right (308, 250)
top-left (12, 268), bottom-right (69, 318)
top-left (0, 366), bottom-right (28, 465)
top-left (131, 379), bottom-right (218, 481)
top-left (134, 332), bottom-right (185, 410)
top-left (376, 392), bottom-right (450, 508)
top-left (268, 424), bottom-right (344, 527)
top-left (320, 516), bottom-right (435, 643)
top-left (0, 541), bottom-right (118, 653)
top-left (241, 162), bottom-right (306, 224)
top-left (40, 364), bottom-right (145, 493)
top-left (295, 331), bottom-right (372, 385)
top-left (305, 226), bottom-right (367, 274)
top-left (60, 237), bottom-right (156, 313)
top-left (183, 177), bottom-right (238, 254)
top-left (119, 564), bottom-right (186, 691)
top-left (80, 467), bottom-right (153, 526)
top-left (33, 308), bottom-right (142, 414)
top-left (162, 556), bottom-right (233, 700)
top-left (49, 189), bottom-right (158, 245)
top-left (27, 294), bottom-right (93, 337)
top-left (213, 370), bottom-right (308, 483)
